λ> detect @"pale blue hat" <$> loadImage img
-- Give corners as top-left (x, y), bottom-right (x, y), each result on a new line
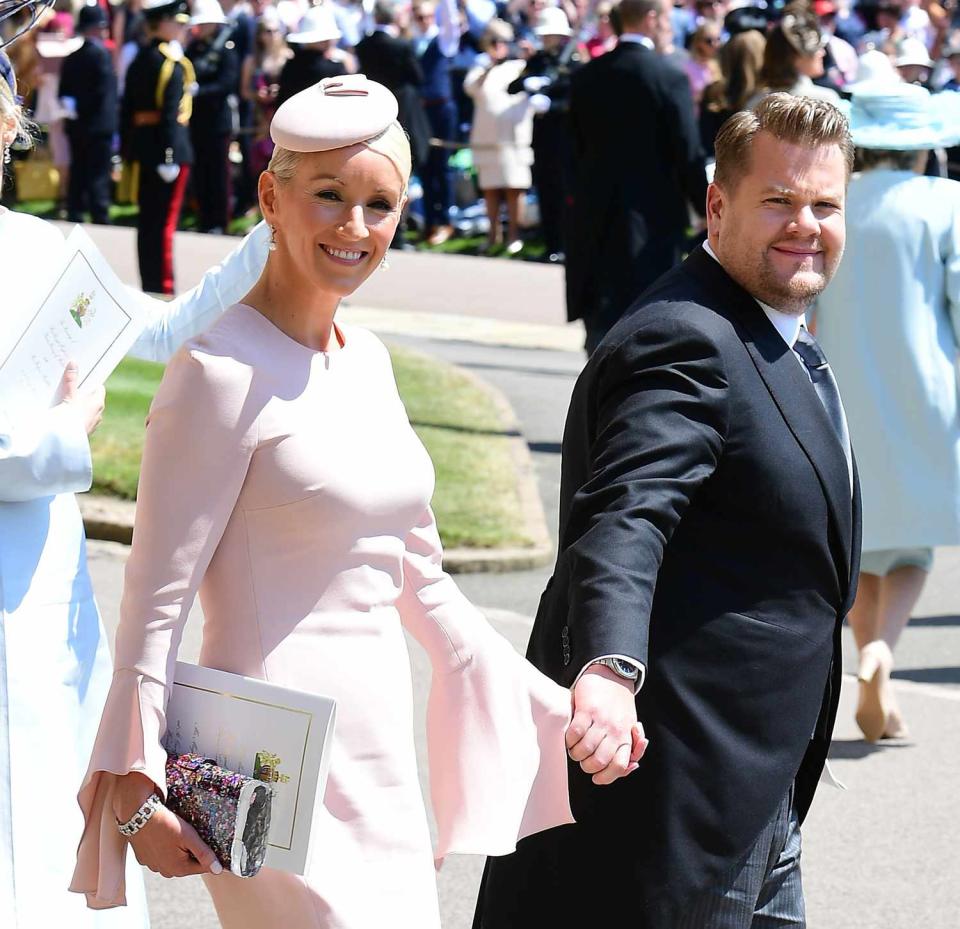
top-left (849, 82), bottom-right (960, 150)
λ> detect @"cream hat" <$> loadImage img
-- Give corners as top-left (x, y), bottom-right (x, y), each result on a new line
top-left (270, 74), bottom-right (399, 152)
top-left (895, 36), bottom-right (934, 70)
top-left (287, 4), bottom-right (341, 43)
top-left (189, 0), bottom-right (228, 26)
top-left (533, 6), bottom-right (571, 37)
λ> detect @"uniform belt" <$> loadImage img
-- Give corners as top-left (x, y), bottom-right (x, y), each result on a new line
top-left (133, 110), bottom-right (162, 127)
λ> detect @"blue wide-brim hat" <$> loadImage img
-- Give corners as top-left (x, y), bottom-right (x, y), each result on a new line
top-left (0, 50), bottom-right (15, 102)
top-left (849, 82), bottom-right (960, 150)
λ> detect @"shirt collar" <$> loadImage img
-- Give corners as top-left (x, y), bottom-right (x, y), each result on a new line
top-left (618, 33), bottom-right (655, 49)
top-left (701, 240), bottom-right (805, 348)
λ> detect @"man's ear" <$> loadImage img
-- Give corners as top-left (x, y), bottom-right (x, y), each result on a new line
top-left (705, 182), bottom-right (724, 240)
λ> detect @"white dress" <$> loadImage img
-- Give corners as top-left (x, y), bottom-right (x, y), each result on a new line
top-left (463, 58), bottom-right (534, 191)
top-left (0, 210), bottom-right (270, 927)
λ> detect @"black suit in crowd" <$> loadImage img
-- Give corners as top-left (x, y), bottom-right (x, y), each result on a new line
top-left (276, 49), bottom-right (347, 108)
top-left (121, 38), bottom-right (194, 294)
top-left (59, 36), bottom-right (117, 224)
top-left (355, 29), bottom-right (431, 171)
top-left (186, 29), bottom-right (239, 232)
top-left (506, 46), bottom-right (581, 259)
top-left (565, 41), bottom-right (707, 350)
top-left (474, 247), bottom-right (860, 927)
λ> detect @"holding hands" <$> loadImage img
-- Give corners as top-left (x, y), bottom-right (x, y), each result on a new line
top-left (567, 665), bottom-right (648, 785)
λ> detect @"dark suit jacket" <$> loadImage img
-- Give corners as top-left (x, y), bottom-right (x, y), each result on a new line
top-left (475, 247), bottom-right (861, 928)
top-left (565, 42), bottom-right (707, 333)
top-left (186, 34), bottom-right (240, 135)
top-left (355, 30), bottom-right (431, 170)
top-left (276, 50), bottom-right (347, 107)
top-left (59, 38), bottom-right (118, 137)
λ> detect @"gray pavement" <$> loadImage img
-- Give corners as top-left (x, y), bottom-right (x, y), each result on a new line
top-left (80, 226), bottom-right (960, 927)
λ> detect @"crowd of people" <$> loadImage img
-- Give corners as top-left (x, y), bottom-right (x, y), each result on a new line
top-left (5, 0), bottom-right (960, 291)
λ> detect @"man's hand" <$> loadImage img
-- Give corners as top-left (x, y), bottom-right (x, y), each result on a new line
top-left (56, 362), bottom-right (105, 435)
top-left (567, 665), bottom-right (648, 786)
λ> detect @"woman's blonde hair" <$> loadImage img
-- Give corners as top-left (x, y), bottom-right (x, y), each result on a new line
top-left (267, 120), bottom-right (413, 194)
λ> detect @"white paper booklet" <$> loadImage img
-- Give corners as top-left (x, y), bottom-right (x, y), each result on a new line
top-left (0, 225), bottom-right (148, 420)
top-left (163, 662), bottom-right (337, 875)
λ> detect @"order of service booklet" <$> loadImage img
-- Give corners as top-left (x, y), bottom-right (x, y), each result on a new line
top-left (164, 662), bottom-right (337, 875)
top-left (0, 225), bottom-right (148, 421)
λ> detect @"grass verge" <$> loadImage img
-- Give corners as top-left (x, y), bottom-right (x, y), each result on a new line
top-left (91, 346), bottom-right (532, 550)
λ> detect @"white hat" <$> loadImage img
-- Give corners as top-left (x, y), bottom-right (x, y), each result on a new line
top-left (287, 4), bottom-right (341, 43)
top-left (189, 0), bottom-right (228, 26)
top-left (533, 6), bottom-right (571, 37)
top-left (895, 36), bottom-right (934, 69)
top-left (845, 48), bottom-right (902, 94)
top-left (271, 74), bottom-right (398, 151)
top-left (850, 82), bottom-right (960, 150)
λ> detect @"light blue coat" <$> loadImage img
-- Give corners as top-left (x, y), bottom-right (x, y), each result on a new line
top-left (815, 170), bottom-right (960, 552)
top-left (0, 211), bottom-right (270, 926)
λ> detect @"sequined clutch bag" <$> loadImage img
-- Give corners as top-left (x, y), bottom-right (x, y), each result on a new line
top-left (164, 752), bottom-right (273, 878)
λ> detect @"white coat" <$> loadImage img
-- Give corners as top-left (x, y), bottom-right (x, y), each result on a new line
top-left (0, 209), bottom-right (270, 926)
top-left (815, 169), bottom-right (960, 551)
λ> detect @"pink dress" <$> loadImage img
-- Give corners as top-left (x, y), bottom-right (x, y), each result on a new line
top-left (70, 305), bottom-right (574, 927)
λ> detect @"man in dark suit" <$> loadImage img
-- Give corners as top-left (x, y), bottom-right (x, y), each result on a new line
top-left (59, 3), bottom-right (117, 224)
top-left (566, 0), bottom-right (707, 353)
top-left (356, 0), bottom-right (431, 177)
top-left (475, 93), bottom-right (859, 928)
top-left (186, 0), bottom-right (239, 234)
top-left (121, 0), bottom-right (195, 294)
top-left (356, 0), bottom-right (431, 249)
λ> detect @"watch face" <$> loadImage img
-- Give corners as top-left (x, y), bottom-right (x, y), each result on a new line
top-left (612, 659), bottom-right (638, 680)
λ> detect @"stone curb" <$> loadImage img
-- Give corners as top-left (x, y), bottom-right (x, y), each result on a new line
top-left (79, 348), bottom-right (553, 575)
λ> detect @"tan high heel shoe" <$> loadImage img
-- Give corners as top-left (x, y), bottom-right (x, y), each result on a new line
top-left (856, 640), bottom-right (894, 743)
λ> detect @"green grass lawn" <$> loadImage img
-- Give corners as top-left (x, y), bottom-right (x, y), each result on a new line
top-left (90, 347), bottom-right (532, 550)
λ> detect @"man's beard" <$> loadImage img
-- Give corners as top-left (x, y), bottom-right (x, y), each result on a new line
top-left (754, 249), bottom-right (839, 316)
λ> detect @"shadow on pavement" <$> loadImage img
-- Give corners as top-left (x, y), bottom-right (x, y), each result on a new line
top-left (892, 666), bottom-right (960, 685)
top-left (827, 738), bottom-right (914, 761)
top-left (908, 614), bottom-right (960, 627)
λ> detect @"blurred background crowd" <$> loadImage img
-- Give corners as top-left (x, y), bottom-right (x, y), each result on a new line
top-left (4, 0), bottom-right (960, 272)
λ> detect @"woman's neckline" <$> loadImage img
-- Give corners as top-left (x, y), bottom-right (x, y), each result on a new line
top-left (236, 302), bottom-right (348, 356)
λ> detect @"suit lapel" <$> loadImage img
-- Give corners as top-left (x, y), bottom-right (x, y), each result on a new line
top-left (686, 248), bottom-right (854, 584)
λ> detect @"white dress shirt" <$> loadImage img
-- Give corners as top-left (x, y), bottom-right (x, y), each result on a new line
top-left (617, 33), bottom-right (656, 50)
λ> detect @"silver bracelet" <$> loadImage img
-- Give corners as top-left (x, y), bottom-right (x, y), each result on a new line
top-left (116, 792), bottom-right (163, 837)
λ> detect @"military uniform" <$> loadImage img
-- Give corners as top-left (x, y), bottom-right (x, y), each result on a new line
top-left (121, 0), bottom-right (195, 294)
top-left (186, 27), bottom-right (239, 233)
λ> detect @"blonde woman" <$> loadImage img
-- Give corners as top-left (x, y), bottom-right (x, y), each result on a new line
top-left (464, 19), bottom-right (534, 254)
top-left (72, 76), bottom-right (641, 928)
top-left (0, 48), bottom-right (269, 928)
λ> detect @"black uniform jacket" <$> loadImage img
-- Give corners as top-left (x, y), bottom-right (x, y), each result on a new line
top-left (565, 42), bottom-right (707, 330)
top-left (186, 33), bottom-right (240, 135)
top-left (355, 29), bottom-right (431, 170)
top-left (474, 247), bottom-right (861, 928)
top-left (59, 38), bottom-right (118, 136)
top-left (121, 40), bottom-right (194, 167)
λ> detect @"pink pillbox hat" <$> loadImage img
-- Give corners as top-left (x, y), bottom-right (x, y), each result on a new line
top-left (270, 74), bottom-right (399, 153)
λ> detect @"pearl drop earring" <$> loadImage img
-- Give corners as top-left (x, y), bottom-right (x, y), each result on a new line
top-left (268, 225), bottom-right (277, 252)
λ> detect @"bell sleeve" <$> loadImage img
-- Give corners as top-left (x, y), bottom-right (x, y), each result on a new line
top-left (126, 222), bottom-right (270, 363)
top-left (0, 404), bottom-right (91, 502)
top-left (70, 345), bottom-right (258, 909)
top-left (396, 506), bottom-right (574, 865)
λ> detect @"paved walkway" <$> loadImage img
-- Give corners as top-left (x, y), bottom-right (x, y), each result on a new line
top-left (79, 226), bottom-right (960, 928)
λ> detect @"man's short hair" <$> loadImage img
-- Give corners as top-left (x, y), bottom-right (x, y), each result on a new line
top-left (616, 0), bottom-right (660, 30)
top-left (714, 93), bottom-right (854, 192)
top-left (372, 0), bottom-right (396, 26)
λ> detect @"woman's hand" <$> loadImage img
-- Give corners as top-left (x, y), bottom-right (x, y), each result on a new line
top-left (129, 805), bottom-right (223, 878)
top-left (56, 362), bottom-right (105, 435)
top-left (113, 772), bottom-right (222, 878)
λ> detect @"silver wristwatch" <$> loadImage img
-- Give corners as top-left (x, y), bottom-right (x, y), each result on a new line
top-left (116, 792), bottom-right (163, 837)
top-left (594, 657), bottom-right (640, 682)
